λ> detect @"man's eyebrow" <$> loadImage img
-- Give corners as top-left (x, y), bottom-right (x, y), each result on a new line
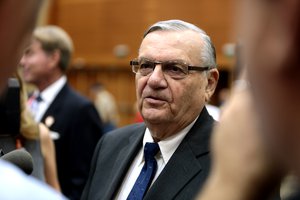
top-left (138, 57), bottom-right (153, 61)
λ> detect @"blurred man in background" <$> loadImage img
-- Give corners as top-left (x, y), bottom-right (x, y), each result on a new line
top-left (20, 25), bottom-right (104, 200)
top-left (89, 82), bottom-right (119, 133)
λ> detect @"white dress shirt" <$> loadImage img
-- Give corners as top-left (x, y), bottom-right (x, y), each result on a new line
top-left (28, 76), bottom-right (67, 122)
top-left (115, 116), bottom-right (199, 200)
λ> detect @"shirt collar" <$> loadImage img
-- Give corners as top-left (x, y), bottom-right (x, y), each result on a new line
top-left (37, 75), bottom-right (67, 104)
top-left (142, 115), bottom-right (199, 164)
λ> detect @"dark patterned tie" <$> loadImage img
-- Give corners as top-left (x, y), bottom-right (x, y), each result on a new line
top-left (127, 142), bottom-right (160, 200)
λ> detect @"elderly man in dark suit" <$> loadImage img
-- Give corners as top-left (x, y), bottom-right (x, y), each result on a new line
top-left (81, 19), bottom-right (219, 200)
top-left (20, 26), bottom-right (103, 200)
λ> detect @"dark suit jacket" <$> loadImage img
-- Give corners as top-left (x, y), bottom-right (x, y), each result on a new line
top-left (40, 83), bottom-right (103, 200)
top-left (81, 107), bottom-right (214, 200)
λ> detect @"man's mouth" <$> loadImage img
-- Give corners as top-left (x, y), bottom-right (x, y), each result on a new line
top-left (144, 95), bottom-right (168, 105)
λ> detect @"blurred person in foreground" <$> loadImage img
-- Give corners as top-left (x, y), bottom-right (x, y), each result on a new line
top-left (82, 19), bottom-right (219, 200)
top-left (20, 25), bottom-right (104, 200)
top-left (19, 71), bottom-right (61, 191)
top-left (0, 71), bottom-right (61, 191)
top-left (0, 0), bottom-right (66, 199)
top-left (197, 0), bottom-right (300, 199)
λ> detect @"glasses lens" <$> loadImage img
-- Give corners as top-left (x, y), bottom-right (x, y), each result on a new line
top-left (132, 59), bottom-right (191, 78)
top-left (131, 61), bottom-right (140, 73)
top-left (139, 61), bottom-right (155, 76)
top-left (163, 62), bottom-right (188, 78)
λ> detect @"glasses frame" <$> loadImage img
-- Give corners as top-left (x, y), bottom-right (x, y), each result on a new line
top-left (130, 59), bottom-right (211, 78)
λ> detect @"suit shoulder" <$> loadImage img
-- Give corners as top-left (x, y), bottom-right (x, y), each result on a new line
top-left (102, 123), bottom-right (145, 142)
top-left (92, 123), bottom-right (145, 159)
top-left (60, 84), bottom-right (93, 106)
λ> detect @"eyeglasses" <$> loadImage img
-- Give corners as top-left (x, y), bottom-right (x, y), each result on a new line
top-left (130, 58), bottom-right (210, 79)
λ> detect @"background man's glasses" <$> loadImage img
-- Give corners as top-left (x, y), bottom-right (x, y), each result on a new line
top-left (130, 58), bottom-right (210, 79)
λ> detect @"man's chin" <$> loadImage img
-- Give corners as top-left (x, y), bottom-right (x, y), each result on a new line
top-left (142, 111), bottom-right (168, 124)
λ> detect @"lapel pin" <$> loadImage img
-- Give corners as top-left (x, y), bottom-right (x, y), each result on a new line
top-left (45, 116), bottom-right (55, 128)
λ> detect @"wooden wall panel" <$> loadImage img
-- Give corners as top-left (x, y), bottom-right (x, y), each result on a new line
top-left (67, 67), bottom-right (136, 127)
top-left (49, 0), bottom-right (235, 66)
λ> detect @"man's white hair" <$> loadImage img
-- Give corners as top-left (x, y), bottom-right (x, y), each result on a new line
top-left (143, 19), bottom-right (216, 69)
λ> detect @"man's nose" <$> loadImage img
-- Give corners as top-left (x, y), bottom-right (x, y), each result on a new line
top-left (19, 56), bottom-right (25, 67)
top-left (147, 64), bottom-right (168, 88)
top-left (152, 64), bottom-right (165, 77)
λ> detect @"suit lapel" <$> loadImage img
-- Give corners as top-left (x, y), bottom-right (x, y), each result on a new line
top-left (103, 125), bottom-right (145, 199)
top-left (145, 142), bottom-right (203, 200)
top-left (144, 108), bottom-right (214, 200)
top-left (40, 83), bottom-right (68, 124)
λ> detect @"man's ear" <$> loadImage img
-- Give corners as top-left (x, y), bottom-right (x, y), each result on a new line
top-left (48, 49), bottom-right (60, 69)
top-left (205, 68), bottom-right (219, 102)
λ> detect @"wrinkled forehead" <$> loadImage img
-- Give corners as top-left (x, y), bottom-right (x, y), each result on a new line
top-left (138, 30), bottom-right (203, 63)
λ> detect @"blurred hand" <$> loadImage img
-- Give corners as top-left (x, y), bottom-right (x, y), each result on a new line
top-left (198, 0), bottom-right (300, 199)
top-left (0, 0), bottom-right (42, 93)
top-left (239, 0), bottom-right (300, 173)
top-left (197, 78), bottom-right (285, 200)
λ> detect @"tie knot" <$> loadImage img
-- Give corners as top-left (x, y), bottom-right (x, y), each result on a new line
top-left (144, 142), bottom-right (159, 161)
top-left (35, 94), bottom-right (43, 102)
